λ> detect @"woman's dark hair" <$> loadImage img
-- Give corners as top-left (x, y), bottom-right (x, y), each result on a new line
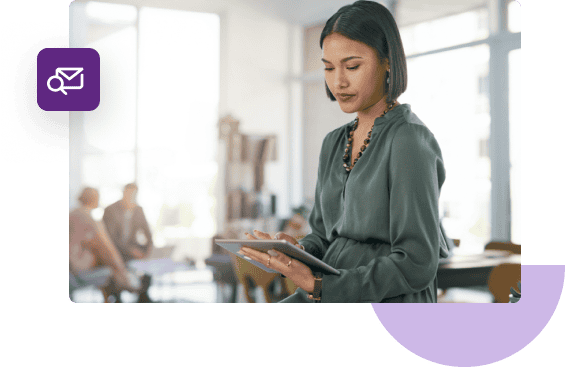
top-left (320, 0), bottom-right (407, 104)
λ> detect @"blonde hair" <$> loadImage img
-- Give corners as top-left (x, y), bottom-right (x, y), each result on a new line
top-left (78, 187), bottom-right (99, 207)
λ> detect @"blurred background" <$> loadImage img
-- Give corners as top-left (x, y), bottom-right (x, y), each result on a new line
top-left (69, 0), bottom-right (521, 303)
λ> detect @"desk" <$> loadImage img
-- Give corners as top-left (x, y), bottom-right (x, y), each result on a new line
top-left (437, 250), bottom-right (521, 289)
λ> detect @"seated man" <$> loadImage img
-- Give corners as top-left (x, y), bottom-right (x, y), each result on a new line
top-left (103, 183), bottom-right (154, 302)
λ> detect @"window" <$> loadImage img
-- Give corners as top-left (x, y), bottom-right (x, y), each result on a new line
top-left (78, 2), bottom-right (220, 252)
top-left (400, 8), bottom-right (489, 57)
top-left (82, 3), bottom-right (137, 204)
top-left (399, 44), bottom-right (491, 251)
top-left (137, 8), bottom-right (220, 244)
top-left (396, 0), bottom-right (520, 251)
top-left (509, 48), bottom-right (521, 244)
top-left (508, 0), bottom-right (521, 33)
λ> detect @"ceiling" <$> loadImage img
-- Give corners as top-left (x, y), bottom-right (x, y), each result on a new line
top-left (237, 0), bottom-right (488, 28)
top-left (78, 0), bottom-right (490, 30)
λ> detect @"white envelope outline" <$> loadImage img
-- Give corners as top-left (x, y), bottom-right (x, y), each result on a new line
top-left (47, 67), bottom-right (84, 95)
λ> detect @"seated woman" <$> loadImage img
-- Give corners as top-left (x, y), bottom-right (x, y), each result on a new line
top-left (69, 187), bottom-right (140, 295)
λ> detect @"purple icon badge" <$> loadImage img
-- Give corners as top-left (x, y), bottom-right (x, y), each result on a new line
top-left (37, 48), bottom-right (100, 111)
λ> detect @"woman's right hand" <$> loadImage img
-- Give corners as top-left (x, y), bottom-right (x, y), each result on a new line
top-left (244, 230), bottom-right (304, 251)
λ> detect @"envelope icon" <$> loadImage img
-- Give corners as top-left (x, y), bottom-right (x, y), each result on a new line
top-left (47, 67), bottom-right (84, 95)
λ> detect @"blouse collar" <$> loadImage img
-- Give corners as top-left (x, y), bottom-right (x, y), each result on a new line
top-left (347, 103), bottom-right (411, 128)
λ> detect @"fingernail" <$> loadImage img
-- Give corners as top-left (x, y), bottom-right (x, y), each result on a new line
top-left (243, 256), bottom-right (252, 261)
top-left (267, 250), bottom-right (278, 257)
top-left (274, 233), bottom-right (280, 239)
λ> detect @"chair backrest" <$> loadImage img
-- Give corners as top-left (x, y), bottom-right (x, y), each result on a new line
top-left (485, 241), bottom-right (521, 254)
top-left (229, 253), bottom-right (297, 302)
top-left (487, 263), bottom-right (521, 303)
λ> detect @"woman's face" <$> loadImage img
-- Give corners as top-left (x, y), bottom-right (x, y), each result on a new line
top-left (322, 33), bottom-right (389, 114)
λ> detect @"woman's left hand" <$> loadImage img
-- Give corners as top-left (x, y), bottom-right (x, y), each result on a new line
top-left (240, 230), bottom-right (315, 293)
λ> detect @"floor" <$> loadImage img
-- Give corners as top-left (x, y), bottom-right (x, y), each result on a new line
top-left (71, 268), bottom-right (262, 303)
top-left (438, 286), bottom-right (494, 303)
top-left (71, 268), bottom-right (494, 303)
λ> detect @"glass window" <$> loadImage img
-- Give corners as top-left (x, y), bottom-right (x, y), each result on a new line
top-left (78, 4), bottom-right (221, 255)
top-left (137, 7), bottom-right (220, 247)
top-left (83, 25), bottom-right (137, 153)
top-left (85, 1), bottom-right (137, 25)
top-left (82, 152), bottom-right (136, 207)
top-left (400, 8), bottom-right (489, 56)
top-left (399, 44), bottom-right (491, 252)
top-left (509, 48), bottom-right (521, 244)
top-left (508, 0), bottom-right (521, 33)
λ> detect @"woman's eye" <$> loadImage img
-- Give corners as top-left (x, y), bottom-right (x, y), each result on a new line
top-left (324, 65), bottom-right (358, 71)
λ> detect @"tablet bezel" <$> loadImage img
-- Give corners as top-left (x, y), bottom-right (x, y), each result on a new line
top-left (215, 239), bottom-right (340, 275)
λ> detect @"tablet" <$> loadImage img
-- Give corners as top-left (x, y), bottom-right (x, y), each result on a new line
top-left (215, 239), bottom-right (340, 275)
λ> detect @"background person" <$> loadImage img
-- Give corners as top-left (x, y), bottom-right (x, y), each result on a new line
top-left (69, 187), bottom-right (140, 294)
top-left (103, 183), bottom-right (154, 262)
top-left (102, 183), bottom-right (154, 302)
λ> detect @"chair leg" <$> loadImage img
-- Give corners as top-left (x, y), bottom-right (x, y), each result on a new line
top-left (101, 286), bottom-right (111, 303)
top-left (243, 276), bottom-right (257, 303)
top-left (229, 282), bottom-right (238, 303)
top-left (100, 279), bottom-right (122, 303)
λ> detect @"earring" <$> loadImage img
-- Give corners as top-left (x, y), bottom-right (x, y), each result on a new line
top-left (386, 70), bottom-right (390, 84)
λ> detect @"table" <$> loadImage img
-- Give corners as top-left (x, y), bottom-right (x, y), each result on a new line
top-left (437, 250), bottom-right (521, 289)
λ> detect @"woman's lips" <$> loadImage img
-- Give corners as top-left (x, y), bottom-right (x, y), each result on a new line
top-left (338, 94), bottom-right (355, 102)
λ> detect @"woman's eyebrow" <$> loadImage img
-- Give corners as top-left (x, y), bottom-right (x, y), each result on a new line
top-left (321, 56), bottom-right (363, 63)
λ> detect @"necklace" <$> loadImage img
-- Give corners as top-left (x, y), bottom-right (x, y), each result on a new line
top-left (343, 101), bottom-right (398, 172)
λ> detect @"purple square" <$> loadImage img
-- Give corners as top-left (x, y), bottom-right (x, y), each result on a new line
top-left (37, 48), bottom-right (100, 111)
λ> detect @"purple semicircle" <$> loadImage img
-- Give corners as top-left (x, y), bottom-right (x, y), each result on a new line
top-left (372, 265), bottom-right (565, 367)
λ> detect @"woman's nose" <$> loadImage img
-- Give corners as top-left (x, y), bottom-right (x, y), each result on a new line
top-left (333, 69), bottom-right (348, 89)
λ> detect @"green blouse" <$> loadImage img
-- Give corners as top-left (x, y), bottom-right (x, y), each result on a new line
top-left (280, 104), bottom-right (449, 303)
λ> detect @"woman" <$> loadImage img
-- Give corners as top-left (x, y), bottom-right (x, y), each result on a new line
top-left (69, 187), bottom-right (140, 294)
top-left (240, 0), bottom-right (450, 302)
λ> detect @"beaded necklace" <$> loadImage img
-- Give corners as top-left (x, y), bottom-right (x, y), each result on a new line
top-left (343, 101), bottom-right (398, 172)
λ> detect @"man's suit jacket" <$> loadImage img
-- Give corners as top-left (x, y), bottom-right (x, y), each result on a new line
top-left (102, 200), bottom-right (153, 262)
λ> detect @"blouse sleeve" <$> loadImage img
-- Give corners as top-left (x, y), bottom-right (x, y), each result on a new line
top-left (320, 123), bottom-right (445, 302)
top-left (298, 135), bottom-right (331, 260)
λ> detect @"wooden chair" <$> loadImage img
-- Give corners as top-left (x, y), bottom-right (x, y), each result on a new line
top-left (487, 263), bottom-right (521, 303)
top-left (229, 253), bottom-right (297, 302)
top-left (485, 241), bottom-right (521, 254)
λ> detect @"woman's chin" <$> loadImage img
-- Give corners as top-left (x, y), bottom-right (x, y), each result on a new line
top-left (338, 104), bottom-right (358, 114)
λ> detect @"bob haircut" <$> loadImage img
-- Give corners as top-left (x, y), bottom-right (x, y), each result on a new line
top-left (320, 0), bottom-right (407, 104)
